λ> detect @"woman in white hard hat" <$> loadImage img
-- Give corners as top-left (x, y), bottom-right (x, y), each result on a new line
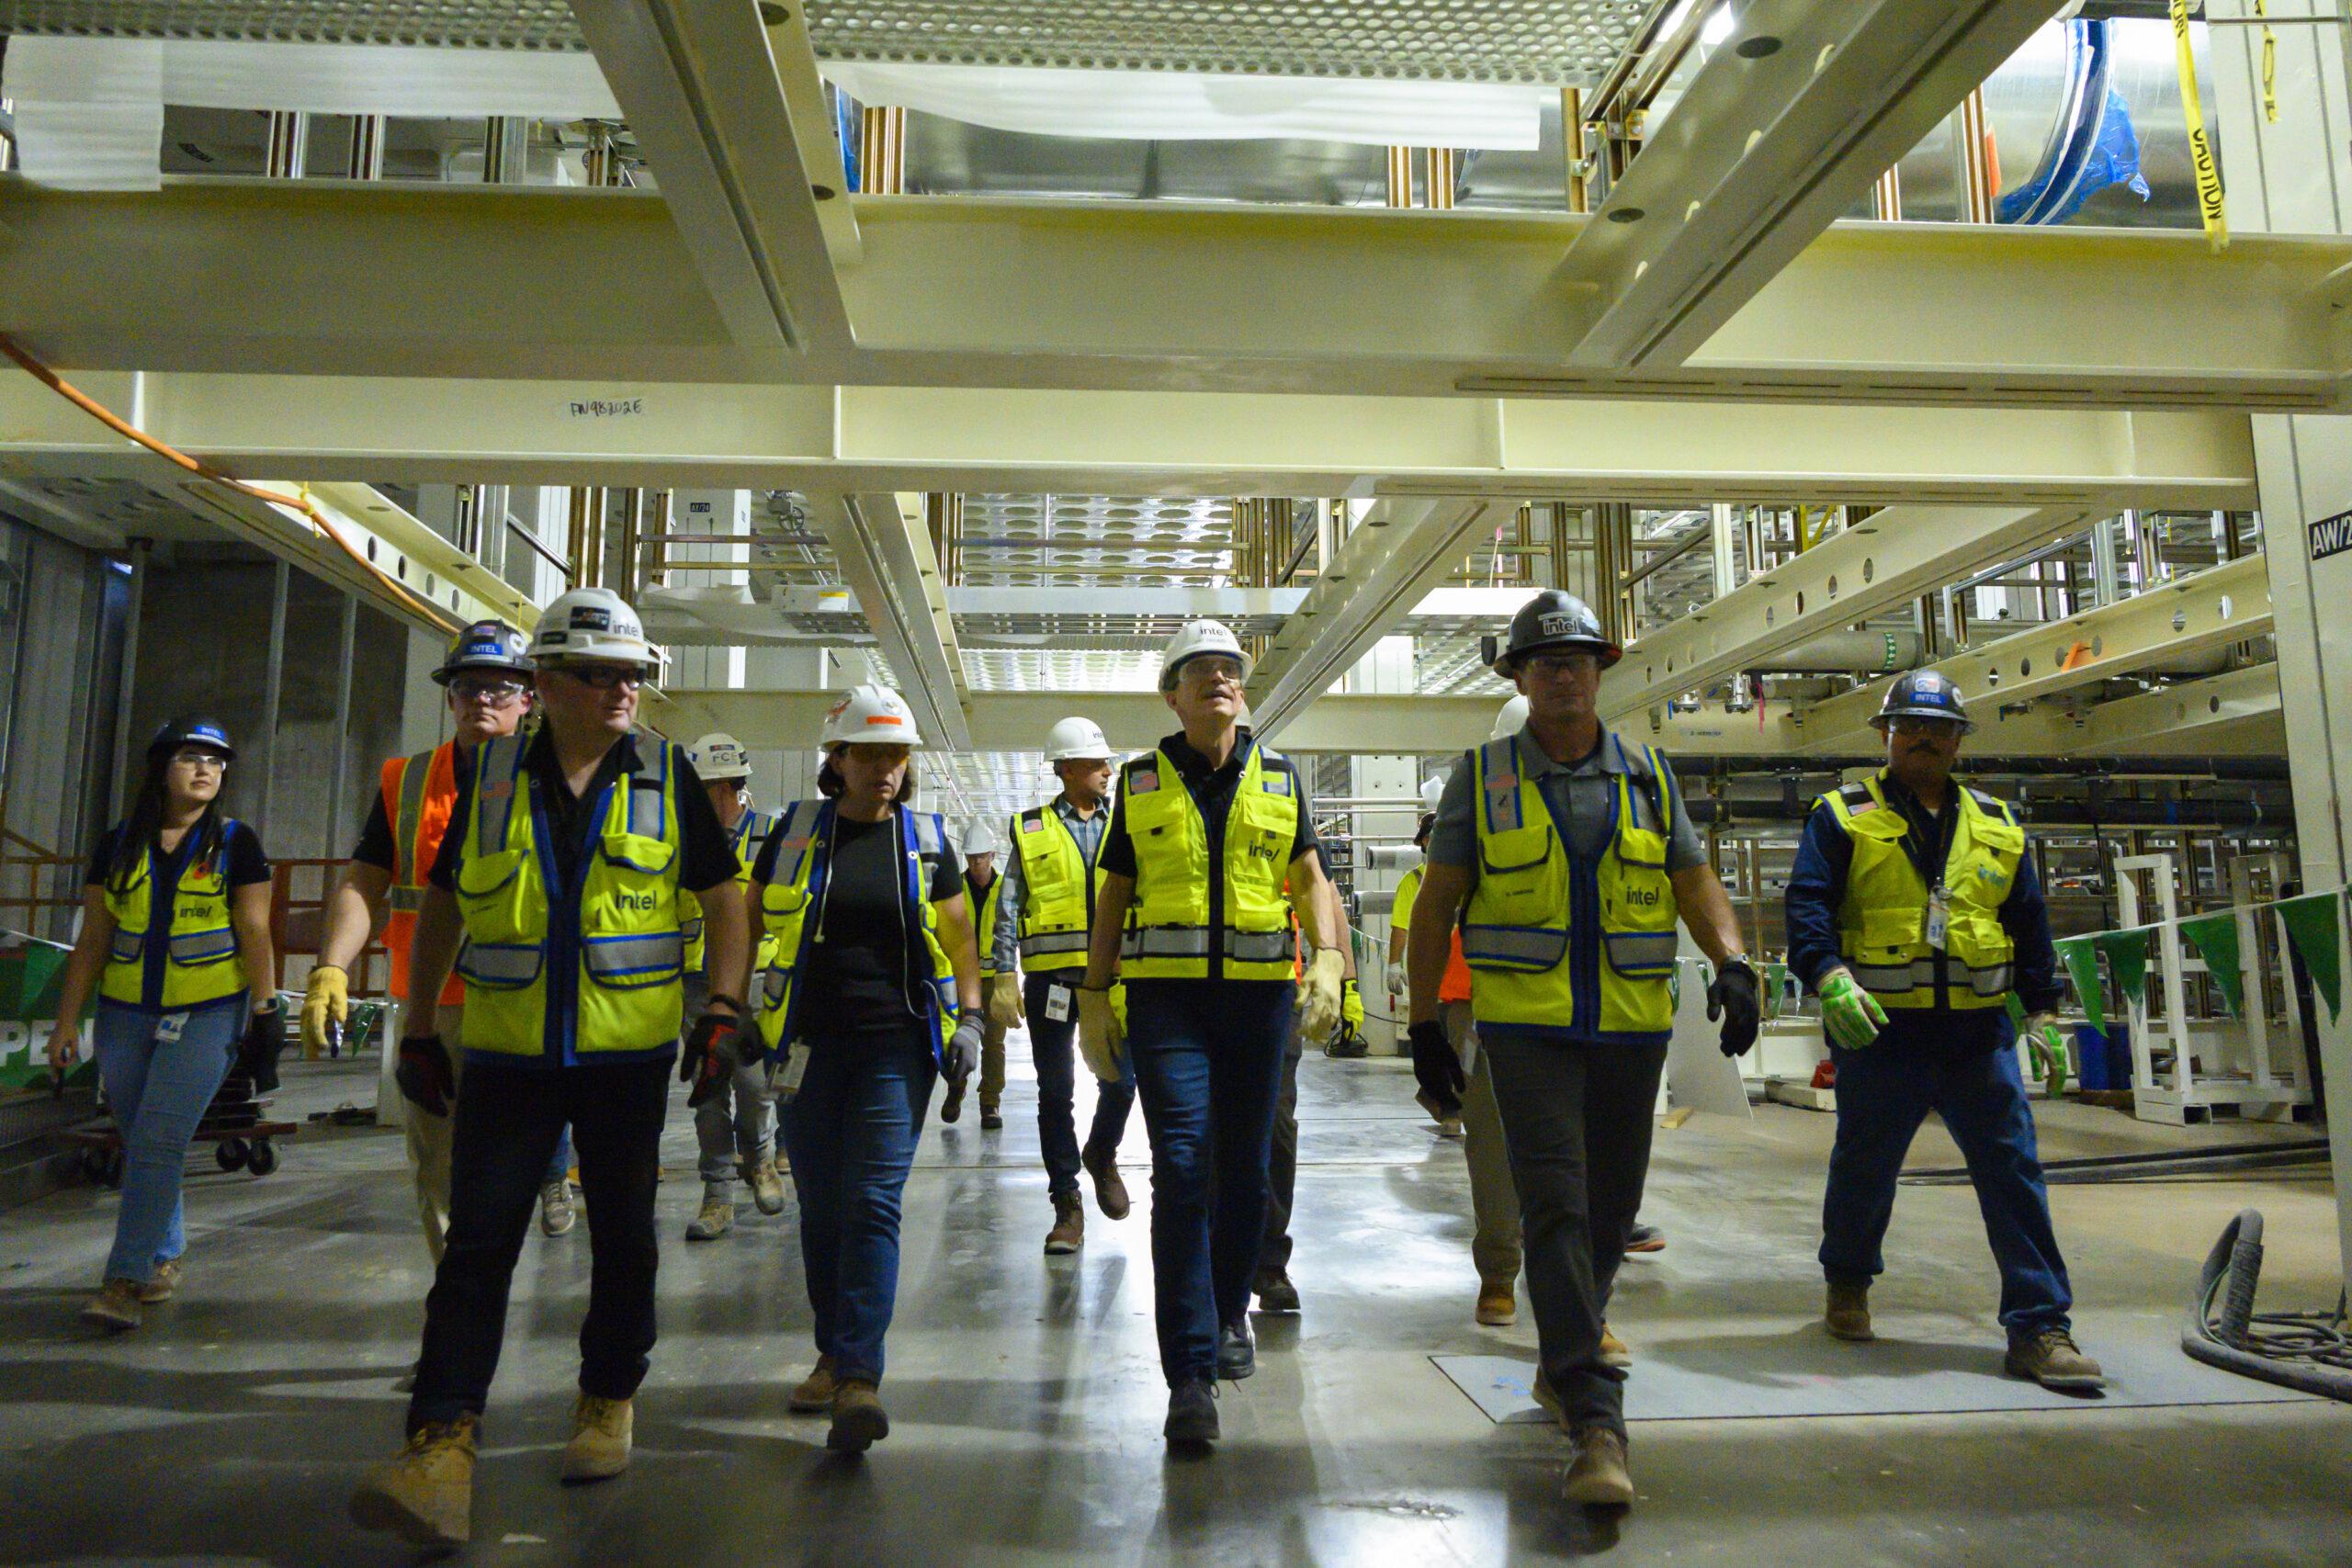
top-left (50, 716), bottom-right (280, 1332)
top-left (748, 683), bottom-right (985, 1455)
top-left (946, 810), bottom-right (1009, 1128)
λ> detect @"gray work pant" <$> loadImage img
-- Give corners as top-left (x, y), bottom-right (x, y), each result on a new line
top-left (685, 973), bottom-right (775, 1186)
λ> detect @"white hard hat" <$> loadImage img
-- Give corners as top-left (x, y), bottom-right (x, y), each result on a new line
top-left (1159, 619), bottom-right (1252, 691)
top-left (530, 586), bottom-right (664, 668)
top-left (689, 731), bottom-right (752, 782)
top-left (821, 683), bottom-right (924, 749)
top-left (1420, 775), bottom-right (1445, 815)
top-left (962, 814), bottom-right (1004, 858)
top-left (1488, 694), bottom-right (1530, 743)
top-left (1044, 716), bottom-right (1114, 761)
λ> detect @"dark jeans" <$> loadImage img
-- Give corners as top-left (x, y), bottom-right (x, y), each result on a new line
top-left (782, 1030), bottom-right (936, 1384)
top-left (1125, 978), bottom-right (1295, 1385)
top-left (1026, 973), bottom-right (1136, 1201)
top-left (1821, 1041), bottom-right (2074, 1336)
top-left (1255, 1010), bottom-right (1307, 1274)
top-left (409, 1055), bottom-right (670, 1432)
top-left (1479, 1031), bottom-right (1668, 1440)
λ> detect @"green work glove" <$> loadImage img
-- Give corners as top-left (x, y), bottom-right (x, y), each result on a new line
top-left (1818, 968), bottom-right (1889, 1053)
top-left (2022, 1011), bottom-right (2070, 1099)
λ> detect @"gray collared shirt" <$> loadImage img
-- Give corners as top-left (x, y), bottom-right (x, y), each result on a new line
top-left (989, 793), bottom-right (1112, 975)
top-left (1429, 723), bottom-right (1706, 878)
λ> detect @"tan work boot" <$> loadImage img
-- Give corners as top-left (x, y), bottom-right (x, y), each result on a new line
top-left (1530, 1370), bottom-right (1568, 1435)
top-left (1044, 1194), bottom-right (1085, 1255)
top-left (2006, 1325), bottom-right (2106, 1390)
top-left (79, 1278), bottom-right (143, 1332)
top-left (1080, 1142), bottom-right (1131, 1220)
top-left (788, 1355), bottom-right (839, 1414)
top-left (140, 1258), bottom-right (184, 1303)
top-left (1599, 1324), bottom-right (1633, 1368)
top-left (561, 1394), bottom-right (633, 1483)
top-left (746, 1163), bottom-right (787, 1217)
top-left (1564, 1424), bottom-right (1634, 1508)
top-left (686, 1187), bottom-right (735, 1241)
top-left (349, 1416), bottom-right (479, 1547)
top-left (1475, 1280), bottom-right (1516, 1326)
top-left (1826, 1280), bottom-right (1874, 1341)
top-left (828, 1379), bottom-right (889, 1453)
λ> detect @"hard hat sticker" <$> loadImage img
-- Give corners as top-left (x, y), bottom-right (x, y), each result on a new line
top-left (571, 607), bottom-right (612, 630)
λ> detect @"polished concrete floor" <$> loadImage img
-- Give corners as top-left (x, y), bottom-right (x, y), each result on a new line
top-left (2, 1040), bottom-right (2347, 1566)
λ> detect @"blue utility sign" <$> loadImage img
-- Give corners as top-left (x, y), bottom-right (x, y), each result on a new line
top-left (2309, 508), bottom-right (2352, 561)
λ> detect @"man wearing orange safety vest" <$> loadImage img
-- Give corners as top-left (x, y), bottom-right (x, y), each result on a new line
top-left (303, 622), bottom-right (548, 1261)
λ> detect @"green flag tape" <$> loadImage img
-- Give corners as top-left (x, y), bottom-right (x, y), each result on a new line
top-left (2178, 913), bottom-right (2245, 1021)
top-left (2056, 935), bottom-right (2105, 1032)
top-left (2278, 892), bottom-right (2345, 1023)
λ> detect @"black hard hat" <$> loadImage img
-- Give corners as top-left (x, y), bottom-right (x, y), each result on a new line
top-left (1872, 671), bottom-right (1974, 733)
top-left (1495, 589), bottom-right (1622, 673)
top-left (433, 620), bottom-right (533, 685)
top-left (149, 715), bottom-right (235, 761)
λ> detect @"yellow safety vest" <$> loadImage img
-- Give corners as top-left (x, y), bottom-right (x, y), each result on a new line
top-left (682, 807), bottom-right (778, 980)
top-left (1461, 734), bottom-right (1679, 1042)
top-left (1118, 741), bottom-right (1300, 982)
top-left (969, 869), bottom-right (1006, 978)
top-left (753, 800), bottom-right (958, 1062)
top-left (449, 734), bottom-right (689, 1060)
top-left (1824, 773), bottom-right (2024, 1011)
top-left (99, 821), bottom-right (251, 1010)
top-left (1011, 803), bottom-right (1109, 975)
top-left (1391, 863), bottom-right (1425, 934)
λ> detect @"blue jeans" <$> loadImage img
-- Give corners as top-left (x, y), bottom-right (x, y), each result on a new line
top-left (783, 1030), bottom-right (935, 1384)
top-left (1820, 1041), bottom-right (2074, 1336)
top-left (1124, 979), bottom-right (1295, 1386)
top-left (93, 999), bottom-right (241, 1285)
top-left (1025, 974), bottom-right (1136, 1201)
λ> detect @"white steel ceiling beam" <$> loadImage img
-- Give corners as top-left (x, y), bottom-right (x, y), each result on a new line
top-left (1, 183), bottom-right (2346, 408)
top-left (0, 370), bottom-right (2258, 508)
top-left (1563, 0), bottom-right (2063, 368)
top-left (1245, 497), bottom-right (1498, 738)
top-left (805, 490), bottom-right (970, 749)
top-left (1601, 504), bottom-right (2096, 723)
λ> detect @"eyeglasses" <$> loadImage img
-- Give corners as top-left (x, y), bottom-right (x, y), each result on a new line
top-left (447, 675), bottom-right (530, 705)
top-left (1524, 652), bottom-right (1600, 679)
top-left (557, 663), bottom-right (649, 692)
top-left (171, 750), bottom-right (228, 773)
top-left (1885, 716), bottom-right (1963, 739)
top-left (1178, 657), bottom-right (1245, 688)
top-left (843, 743), bottom-right (912, 766)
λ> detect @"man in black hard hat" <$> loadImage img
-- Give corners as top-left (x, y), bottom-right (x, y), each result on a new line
top-left (1784, 670), bottom-right (2099, 1389)
top-left (1407, 588), bottom-right (1758, 1510)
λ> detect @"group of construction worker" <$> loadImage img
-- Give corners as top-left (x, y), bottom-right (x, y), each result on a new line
top-left (48, 574), bottom-right (2102, 1540)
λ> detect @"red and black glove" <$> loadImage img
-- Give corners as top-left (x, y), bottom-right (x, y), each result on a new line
top-left (681, 1002), bottom-right (752, 1110)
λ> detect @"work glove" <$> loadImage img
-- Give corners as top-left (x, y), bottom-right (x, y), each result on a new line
top-left (300, 964), bottom-right (347, 1057)
top-left (1708, 958), bottom-right (1762, 1059)
top-left (1386, 970), bottom-right (1408, 1013)
top-left (945, 1016), bottom-right (984, 1083)
top-left (1077, 985), bottom-right (1124, 1082)
top-left (238, 998), bottom-right (288, 1093)
top-left (1408, 1018), bottom-right (1466, 1120)
top-left (986, 972), bottom-right (1025, 1030)
top-left (1341, 976), bottom-right (1364, 1032)
top-left (396, 1032), bottom-right (456, 1118)
top-left (682, 1008), bottom-right (753, 1110)
top-left (2022, 1011), bottom-right (2070, 1098)
top-left (1298, 947), bottom-right (1345, 1043)
top-left (1818, 968), bottom-right (1889, 1053)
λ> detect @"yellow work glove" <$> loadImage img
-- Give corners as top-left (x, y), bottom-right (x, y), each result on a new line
top-left (986, 972), bottom-right (1025, 1030)
top-left (300, 964), bottom-right (349, 1057)
top-left (1299, 947), bottom-right (1345, 1042)
top-left (1077, 985), bottom-right (1124, 1082)
top-left (1341, 976), bottom-right (1364, 1032)
top-left (1818, 967), bottom-right (1889, 1053)
top-left (2022, 1011), bottom-right (2070, 1098)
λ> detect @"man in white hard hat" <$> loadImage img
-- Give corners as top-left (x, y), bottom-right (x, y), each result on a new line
top-left (944, 811), bottom-right (1008, 1128)
top-left (679, 733), bottom-right (787, 1242)
top-left (989, 714), bottom-right (1137, 1254)
top-left (351, 587), bottom-right (751, 1549)
top-left (1080, 620), bottom-right (1343, 1445)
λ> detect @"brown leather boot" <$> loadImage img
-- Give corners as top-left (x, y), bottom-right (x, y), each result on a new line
top-left (560, 1394), bottom-right (632, 1483)
top-left (1826, 1280), bottom-right (1874, 1341)
top-left (1044, 1194), bottom-right (1085, 1255)
top-left (1564, 1424), bottom-right (1634, 1508)
top-left (828, 1379), bottom-right (889, 1453)
top-left (2006, 1325), bottom-right (2106, 1390)
top-left (1475, 1280), bottom-right (1516, 1326)
top-left (1598, 1323), bottom-right (1633, 1368)
top-left (788, 1354), bottom-right (839, 1414)
top-left (1080, 1142), bottom-right (1131, 1220)
top-left (349, 1416), bottom-right (478, 1547)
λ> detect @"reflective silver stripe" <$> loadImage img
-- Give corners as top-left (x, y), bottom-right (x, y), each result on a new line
top-left (110, 931), bottom-right (143, 964)
top-left (387, 886), bottom-right (426, 915)
top-left (1227, 929), bottom-right (1294, 964)
top-left (459, 943), bottom-right (542, 986)
top-left (1851, 957), bottom-right (2014, 998)
top-left (774, 799), bottom-right (821, 886)
top-left (1123, 927), bottom-right (1211, 959)
top-left (1462, 926), bottom-right (1570, 969)
top-left (1021, 931), bottom-right (1091, 958)
top-left (168, 928), bottom-right (236, 964)
top-left (1603, 931), bottom-right (1679, 974)
top-left (391, 746), bottom-right (435, 887)
top-left (762, 964), bottom-right (791, 1008)
top-left (624, 741), bottom-right (667, 838)
top-left (911, 811), bottom-right (945, 857)
top-left (583, 932), bottom-right (684, 980)
top-left (476, 736), bottom-right (525, 858)
top-left (1477, 739), bottom-right (1523, 832)
top-left (1960, 963), bottom-right (2014, 997)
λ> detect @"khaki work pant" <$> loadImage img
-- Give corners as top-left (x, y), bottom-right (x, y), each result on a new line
top-left (407, 1002), bottom-right (469, 1264)
top-left (1448, 998), bottom-right (1523, 1288)
top-left (978, 1011), bottom-right (1009, 1111)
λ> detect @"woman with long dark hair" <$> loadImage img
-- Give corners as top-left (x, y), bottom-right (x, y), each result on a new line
top-left (51, 716), bottom-right (279, 1331)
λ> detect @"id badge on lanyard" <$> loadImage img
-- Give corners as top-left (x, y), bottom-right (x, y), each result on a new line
top-left (1926, 885), bottom-right (1951, 952)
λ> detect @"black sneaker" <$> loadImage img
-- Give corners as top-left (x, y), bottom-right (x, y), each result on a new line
top-left (1216, 1318), bottom-right (1256, 1381)
top-left (1164, 1377), bottom-right (1219, 1443)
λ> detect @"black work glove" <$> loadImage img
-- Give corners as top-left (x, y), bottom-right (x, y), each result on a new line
top-left (1708, 958), bottom-right (1762, 1059)
top-left (237, 1001), bottom-right (288, 1093)
top-left (1408, 1019), bottom-right (1466, 1118)
top-left (682, 1009), bottom-right (751, 1110)
top-left (396, 1032), bottom-right (456, 1117)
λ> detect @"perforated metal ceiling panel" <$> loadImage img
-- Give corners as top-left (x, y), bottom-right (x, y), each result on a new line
top-left (0, 0), bottom-right (584, 49)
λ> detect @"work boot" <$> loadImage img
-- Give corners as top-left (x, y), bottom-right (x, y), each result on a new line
top-left (2005, 1325), bottom-right (2107, 1391)
top-left (1625, 1223), bottom-right (1666, 1255)
top-left (979, 1100), bottom-right (1003, 1131)
top-left (686, 1186), bottom-right (735, 1241)
top-left (940, 1072), bottom-right (967, 1123)
top-left (539, 1179), bottom-right (576, 1236)
top-left (560, 1394), bottom-right (633, 1483)
top-left (828, 1379), bottom-right (889, 1453)
top-left (1080, 1142), bottom-right (1131, 1220)
top-left (1599, 1324), bottom-right (1633, 1368)
top-left (1216, 1317), bottom-right (1256, 1381)
top-left (1476, 1280), bottom-right (1516, 1326)
top-left (1164, 1377), bottom-right (1219, 1443)
top-left (1530, 1370), bottom-right (1568, 1435)
top-left (746, 1163), bottom-right (787, 1217)
top-left (788, 1354), bottom-right (839, 1414)
top-left (1251, 1265), bottom-right (1301, 1314)
top-left (1044, 1194), bottom-right (1085, 1255)
top-left (1564, 1424), bottom-right (1634, 1509)
top-left (1415, 1090), bottom-right (1464, 1138)
top-left (349, 1415), bottom-right (478, 1548)
top-left (1825, 1280), bottom-right (1874, 1341)
top-left (80, 1278), bottom-right (143, 1332)
top-left (139, 1258), bottom-right (183, 1304)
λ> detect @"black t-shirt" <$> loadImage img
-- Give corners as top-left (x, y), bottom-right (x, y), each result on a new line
top-left (428, 728), bottom-right (740, 895)
top-left (86, 818), bottom-right (272, 890)
top-left (1099, 729), bottom-right (1318, 879)
top-left (752, 806), bottom-right (962, 1039)
top-left (350, 790), bottom-right (398, 872)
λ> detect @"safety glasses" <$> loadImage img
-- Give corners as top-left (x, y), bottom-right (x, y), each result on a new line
top-left (557, 663), bottom-right (650, 692)
top-left (447, 675), bottom-right (530, 705)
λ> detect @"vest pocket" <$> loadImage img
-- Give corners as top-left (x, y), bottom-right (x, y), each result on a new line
top-left (458, 942), bottom-right (544, 991)
top-left (166, 927), bottom-right (239, 967)
top-left (1476, 823), bottom-right (1559, 925)
top-left (110, 929), bottom-right (144, 964)
top-left (1859, 907), bottom-right (1924, 952)
top-left (456, 849), bottom-right (533, 942)
top-left (582, 931), bottom-right (684, 990)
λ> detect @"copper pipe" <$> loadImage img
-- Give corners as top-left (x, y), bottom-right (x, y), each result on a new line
top-left (1957, 88), bottom-right (1996, 224)
top-left (1385, 145), bottom-right (1415, 207)
top-left (1427, 148), bottom-right (1456, 209)
top-left (1872, 165), bottom-right (1903, 221)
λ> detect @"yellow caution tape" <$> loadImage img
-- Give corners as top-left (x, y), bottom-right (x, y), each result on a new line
top-left (2172, 0), bottom-right (2229, 252)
